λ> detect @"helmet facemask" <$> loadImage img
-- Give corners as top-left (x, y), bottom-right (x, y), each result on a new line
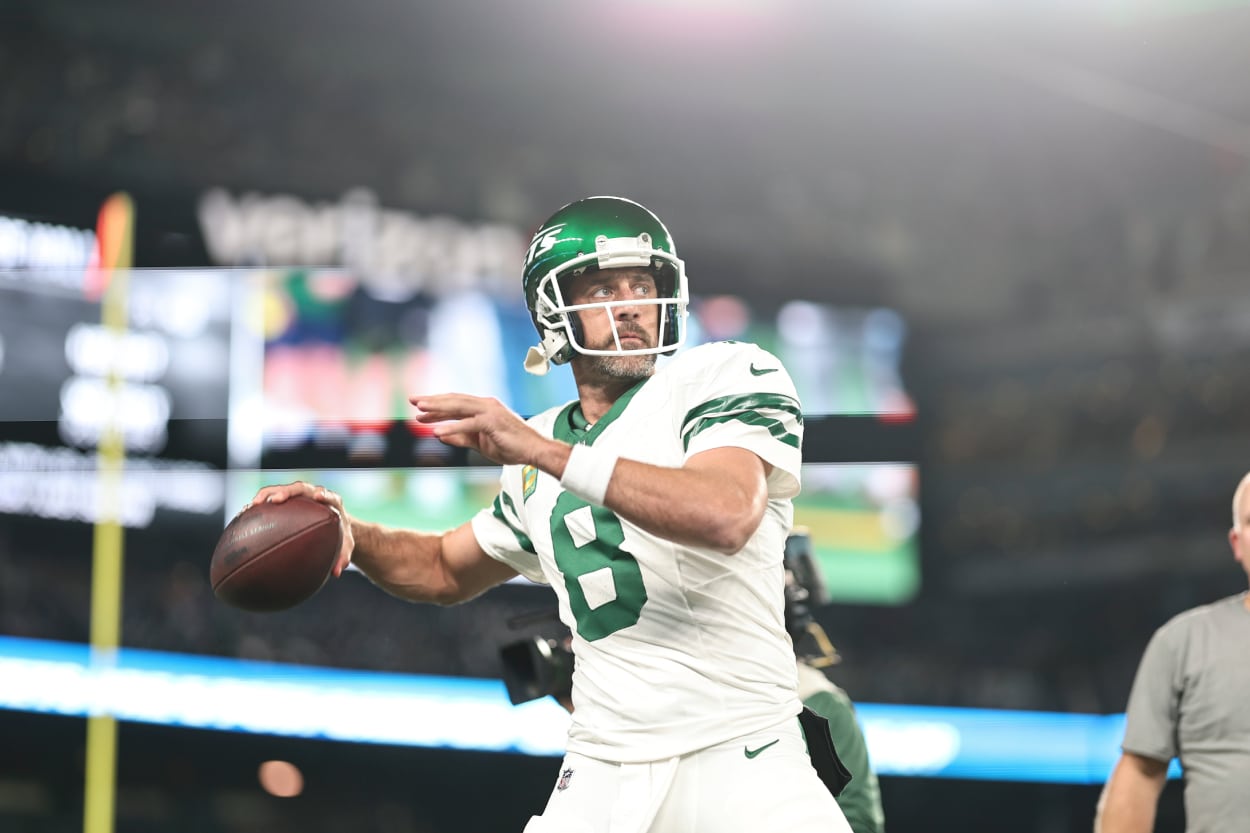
top-left (524, 233), bottom-right (688, 376)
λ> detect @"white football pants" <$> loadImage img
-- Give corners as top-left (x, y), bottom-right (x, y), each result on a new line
top-left (522, 715), bottom-right (852, 833)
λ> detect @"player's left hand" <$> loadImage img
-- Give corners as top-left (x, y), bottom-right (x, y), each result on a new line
top-left (412, 393), bottom-right (547, 466)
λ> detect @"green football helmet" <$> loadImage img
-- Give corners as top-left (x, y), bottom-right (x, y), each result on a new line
top-left (521, 196), bottom-right (689, 375)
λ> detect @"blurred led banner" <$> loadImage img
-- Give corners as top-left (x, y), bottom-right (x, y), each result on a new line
top-left (0, 635), bottom-right (568, 757)
top-left (0, 635), bottom-right (1177, 784)
top-left (852, 703), bottom-right (1175, 784)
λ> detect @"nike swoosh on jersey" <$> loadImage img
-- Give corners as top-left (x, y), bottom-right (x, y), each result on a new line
top-left (749, 364), bottom-right (778, 376)
top-left (744, 739), bottom-right (780, 759)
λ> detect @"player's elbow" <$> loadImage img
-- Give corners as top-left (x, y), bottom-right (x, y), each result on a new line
top-left (708, 529), bottom-right (751, 554)
top-left (682, 449), bottom-right (771, 553)
top-left (377, 576), bottom-right (464, 607)
top-left (706, 499), bottom-right (767, 554)
top-left (381, 562), bottom-right (476, 606)
top-left (715, 464), bottom-right (771, 553)
top-left (425, 584), bottom-right (470, 606)
top-left (424, 569), bottom-right (487, 606)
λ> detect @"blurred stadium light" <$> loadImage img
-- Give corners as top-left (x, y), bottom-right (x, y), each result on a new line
top-left (0, 634), bottom-right (1179, 784)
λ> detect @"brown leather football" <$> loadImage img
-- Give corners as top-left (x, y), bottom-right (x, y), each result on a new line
top-left (209, 496), bottom-right (342, 612)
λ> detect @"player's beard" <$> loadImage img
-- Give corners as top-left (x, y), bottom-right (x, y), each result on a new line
top-left (586, 351), bottom-right (656, 381)
top-left (583, 325), bottom-right (657, 381)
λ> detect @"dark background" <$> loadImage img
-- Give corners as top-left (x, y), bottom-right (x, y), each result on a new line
top-left (3, 0), bottom-right (1249, 830)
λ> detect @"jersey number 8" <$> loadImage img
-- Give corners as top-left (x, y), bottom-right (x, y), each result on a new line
top-left (551, 493), bottom-right (649, 641)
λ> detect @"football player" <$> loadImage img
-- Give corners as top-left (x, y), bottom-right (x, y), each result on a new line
top-left (250, 196), bottom-right (851, 832)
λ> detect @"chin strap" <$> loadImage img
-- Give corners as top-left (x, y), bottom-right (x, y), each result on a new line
top-left (524, 330), bottom-right (570, 376)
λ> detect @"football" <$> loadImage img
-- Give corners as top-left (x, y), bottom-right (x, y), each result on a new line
top-left (209, 496), bottom-right (342, 612)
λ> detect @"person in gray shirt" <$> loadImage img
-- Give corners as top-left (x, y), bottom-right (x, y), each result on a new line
top-left (1094, 471), bottom-right (1250, 833)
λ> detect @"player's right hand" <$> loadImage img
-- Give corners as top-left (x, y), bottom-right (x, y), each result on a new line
top-left (411, 393), bottom-right (550, 466)
top-left (245, 481), bottom-right (356, 578)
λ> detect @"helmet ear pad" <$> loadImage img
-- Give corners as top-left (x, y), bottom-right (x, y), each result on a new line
top-left (565, 296), bottom-right (587, 353)
top-left (548, 268), bottom-right (587, 360)
top-left (653, 261), bottom-right (682, 355)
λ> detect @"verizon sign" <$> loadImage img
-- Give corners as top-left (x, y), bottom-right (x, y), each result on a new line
top-left (197, 188), bottom-right (526, 296)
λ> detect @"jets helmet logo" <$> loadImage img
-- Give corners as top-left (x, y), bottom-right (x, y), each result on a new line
top-left (525, 223), bottom-right (567, 267)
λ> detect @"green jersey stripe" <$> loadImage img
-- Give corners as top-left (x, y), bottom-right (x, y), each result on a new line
top-left (493, 493), bottom-right (536, 554)
top-left (680, 393), bottom-right (803, 451)
top-left (680, 393), bottom-right (803, 437)
top-left (682, 410), bottom-right (801, 451)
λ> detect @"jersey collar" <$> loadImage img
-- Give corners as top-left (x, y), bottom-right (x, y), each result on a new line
top-left (555, 378), bottom-right (648, 446)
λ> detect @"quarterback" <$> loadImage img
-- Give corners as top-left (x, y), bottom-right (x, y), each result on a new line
top-left (249, 196), bottom-right (851, 832)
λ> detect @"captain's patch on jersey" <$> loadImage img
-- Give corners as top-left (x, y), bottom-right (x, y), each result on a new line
top-left (522, 465), bottom-right (538, 502)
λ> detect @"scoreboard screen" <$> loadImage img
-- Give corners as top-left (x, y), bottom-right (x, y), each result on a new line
top-left (228, 270), bottom-right (922, 605)
top-left (0, 270), bottom-right (232, 528)
top-left (0, 268), bottom-right (919, 603)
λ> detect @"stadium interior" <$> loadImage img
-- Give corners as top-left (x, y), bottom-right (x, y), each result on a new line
top-left (3, 1), bottom-right (1250, 831)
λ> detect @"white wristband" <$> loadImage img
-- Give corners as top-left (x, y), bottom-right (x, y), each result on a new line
top-left (560, 443), bottom-right (619, 506)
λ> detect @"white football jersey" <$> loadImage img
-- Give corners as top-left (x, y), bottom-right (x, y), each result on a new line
top-left (471, 341), bottom-right (805, 762)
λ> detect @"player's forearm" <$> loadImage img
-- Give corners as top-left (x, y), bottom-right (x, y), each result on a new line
top-left (604, 458), bottom-right (765, 552)
top-left (348, 519), bottom-right (457, 604)
top-left (529, 438), bottom-right (766, 553)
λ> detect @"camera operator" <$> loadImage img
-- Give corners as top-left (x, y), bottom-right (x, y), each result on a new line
top-left (784, 530), bottom-right (884, 833)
